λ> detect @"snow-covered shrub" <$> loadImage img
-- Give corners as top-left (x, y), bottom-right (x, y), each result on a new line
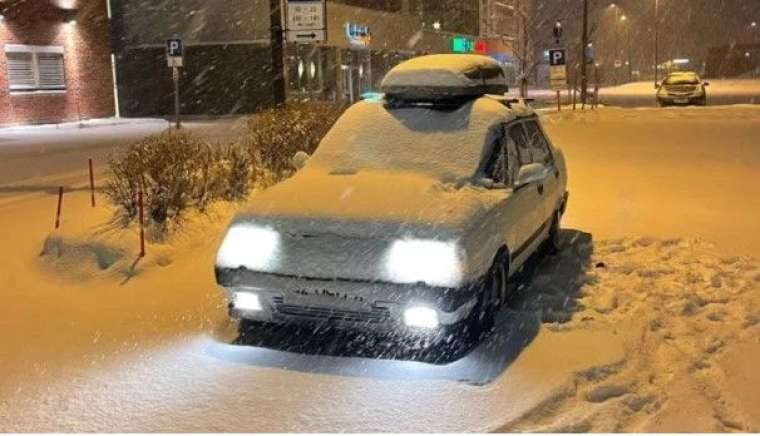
top-left (243, 102), bottom-right (345, 182)
top-left (106, 131), bottom-right (207, 227)
top-left (105, 131), bottom-right (252, 232)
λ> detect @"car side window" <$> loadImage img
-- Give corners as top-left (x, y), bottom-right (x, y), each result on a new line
top-left (524, 120), bottom-right (554, 166)
top-left (484, 133), bottom-right (507, 185)
top-left (508, 123), bottom-right (532, 167)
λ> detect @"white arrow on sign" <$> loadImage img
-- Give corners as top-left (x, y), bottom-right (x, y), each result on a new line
top-left (286, 29), bottom-right (326, 43)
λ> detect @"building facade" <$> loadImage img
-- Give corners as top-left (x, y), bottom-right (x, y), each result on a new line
top-left (0, 0), bottom-right (114, 125)
top-left (110, 0), bottom-right (526, 117)
top-left (110, 0), bottom-right (486, 117)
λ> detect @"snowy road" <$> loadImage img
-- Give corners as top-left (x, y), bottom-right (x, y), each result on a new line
top-left (0, 117), bottom-right (246, 204)
top-left (1, 106), bottom-right (759, 431)
top-left (523, 79), bottom-right (760, 109)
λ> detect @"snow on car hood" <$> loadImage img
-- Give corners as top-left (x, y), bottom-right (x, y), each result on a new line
top-left (226, 170), bottom-right (500, 285)
top-left (235, 169), bottom-right (498, 239)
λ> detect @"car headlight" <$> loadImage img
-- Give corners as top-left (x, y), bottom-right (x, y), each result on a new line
top-left (384, 239), bottom-right (463, 287)
top-left (216, 224), bottom-right (280, 271)
top-left (233, 292), bottom-right (263, 312)
top-left (403, 306), bottom-right (440, 329)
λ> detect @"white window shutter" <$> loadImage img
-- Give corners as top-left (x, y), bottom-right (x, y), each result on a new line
top-left (7, 52), bottom-right (36, 90)
top-left (37, 53), bottom-right (66, 89)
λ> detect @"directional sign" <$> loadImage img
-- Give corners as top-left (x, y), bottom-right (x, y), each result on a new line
top-left (548, 48), bottom-right (567, 91)
top-left (166, 38), bottom-right (184, 67)
top-left (286, 0), bottom-right (326, 43)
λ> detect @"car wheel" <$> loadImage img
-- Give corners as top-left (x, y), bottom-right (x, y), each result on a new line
top-left (465, 256), bottom-right (507, 341)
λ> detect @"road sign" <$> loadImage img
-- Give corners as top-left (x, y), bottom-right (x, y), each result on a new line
top-left (549, 48), bottom-right (567, 91)
top-left (286, 0), bottom-right (326, 43)
top-left (166, 38), bottom-right (184, 67)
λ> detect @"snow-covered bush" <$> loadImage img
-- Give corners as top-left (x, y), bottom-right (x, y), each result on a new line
top-left (243, 102), bottom-right (345, 182)
top-left (105, 131), bottom-right (252, 231)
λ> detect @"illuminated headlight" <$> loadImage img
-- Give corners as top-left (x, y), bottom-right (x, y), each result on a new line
top-left (384, 239), bottom-right (463, 287)
top-left (216, 224), bottom-right (280, 271)
top-left (234, 292), bottom-right (262, 312)
top-left (403, 306), bottom-right (440, 329)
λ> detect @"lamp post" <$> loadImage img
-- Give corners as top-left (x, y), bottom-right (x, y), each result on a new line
top-left (610, 4), bottom-right (620, 86)
top-left (654, 0), bottom-right (660, 87)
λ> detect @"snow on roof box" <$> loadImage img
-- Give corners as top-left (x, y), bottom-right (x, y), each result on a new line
top-left (380, 54), bottom-right (508, 102)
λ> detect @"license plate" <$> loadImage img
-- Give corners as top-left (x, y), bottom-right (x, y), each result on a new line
top-left (674, 98), bottom-right (689, 104)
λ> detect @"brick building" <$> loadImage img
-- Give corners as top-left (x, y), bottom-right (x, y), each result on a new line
top-left (0, 0), bottom-right (115, 125)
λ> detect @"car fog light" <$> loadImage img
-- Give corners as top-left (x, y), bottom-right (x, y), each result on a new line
top-left (403, 306), bottom-right (439, 329)
top-left (234, 292), bottom-right (262, 312)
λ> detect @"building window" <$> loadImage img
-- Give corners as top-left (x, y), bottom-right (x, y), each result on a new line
top-left (5, 45), bottom-right (66, 92)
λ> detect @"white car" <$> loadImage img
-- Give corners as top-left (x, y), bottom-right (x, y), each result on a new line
top-left (215, 55), bottom-right (569, 341)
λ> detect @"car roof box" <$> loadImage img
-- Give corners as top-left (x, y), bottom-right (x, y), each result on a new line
top-left (380, 54), bottom-right (508, 103)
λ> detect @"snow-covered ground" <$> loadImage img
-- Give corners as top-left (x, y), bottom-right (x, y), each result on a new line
top-left (1, 105), bottom-right (759, 431)
top-left (521, 79), bottom-right (760, 108)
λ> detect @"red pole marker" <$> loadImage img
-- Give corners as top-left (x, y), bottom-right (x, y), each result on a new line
top-left (88, 158), bottom-right (96, 207)
top-left (138, 191), bottom-right (146, 258)
top-left (55, 186), bottom-right (64, 229)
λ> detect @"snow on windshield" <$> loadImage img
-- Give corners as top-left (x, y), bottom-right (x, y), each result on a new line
top-left (307, 97), bottom-right (511, 181)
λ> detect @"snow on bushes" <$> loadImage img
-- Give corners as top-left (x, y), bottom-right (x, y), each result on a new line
top-left (242, 101), bottom-right (345, 182)
top-left (105, 131), bottom-right (251, 234)
top-left (105, 103), bottom-right (345, 233)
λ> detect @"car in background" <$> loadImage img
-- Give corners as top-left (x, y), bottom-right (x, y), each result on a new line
top-left (656, 71), bottom-right (709, 106)
top-left (215, 54), bottom-right (569, 344)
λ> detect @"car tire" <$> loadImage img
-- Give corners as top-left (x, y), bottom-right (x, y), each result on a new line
top-left (464, 255), bottom-right (508, 341)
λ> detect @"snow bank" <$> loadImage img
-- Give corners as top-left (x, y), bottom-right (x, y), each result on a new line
top-left (38, 201), bottom-right (238, 282)
top-left (501, 235), bottom-right (760, 432)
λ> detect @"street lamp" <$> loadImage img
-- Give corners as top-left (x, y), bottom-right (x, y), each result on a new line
top-left (654, 0), bottom-right (660, 87)
top-left (609, 3), bottom-right (625, 86)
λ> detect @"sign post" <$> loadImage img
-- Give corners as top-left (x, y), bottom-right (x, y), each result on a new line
top-left (286, 0), bottom-right (327, 43)
top-left (166, 38), bottom-right (184, 129)
top-left (549, 48), bottom-right (567, 112)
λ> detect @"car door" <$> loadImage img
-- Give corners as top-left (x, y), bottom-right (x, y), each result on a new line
top-left (523, 119), bottom-right (561, 223)
top-left (504, 121), bottom-right (547, 267)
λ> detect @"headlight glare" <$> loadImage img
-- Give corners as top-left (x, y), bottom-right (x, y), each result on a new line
top-left (385, 239), bottom-right (463, 287)
top-left (403, 306), bottom-right (440, 329)
top-left (216, 224), bottom-right (280, 271)
top-left (234, 292), bottom-right (262, 312)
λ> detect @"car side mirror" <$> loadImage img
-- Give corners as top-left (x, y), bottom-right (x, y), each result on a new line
top-left (703, 82), bottom-right (710, 87)
top-left (291, 151), bottom-right (310, 170)
top-left (654, 83), bottom-right (661, 89)
top-left (516, 163), bottom-right (548, 189)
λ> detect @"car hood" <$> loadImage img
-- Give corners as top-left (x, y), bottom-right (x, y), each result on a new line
top-left (233, 168), bottom-right (497, 240)
top-left (220, 169), bottom-right (500, 286)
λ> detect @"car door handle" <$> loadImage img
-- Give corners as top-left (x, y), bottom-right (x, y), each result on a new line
top-left (537, 184), bottom-right (544, 195)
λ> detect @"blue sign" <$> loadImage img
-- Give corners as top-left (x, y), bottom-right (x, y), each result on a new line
top-left (345, 23), bottom-right (371, 47)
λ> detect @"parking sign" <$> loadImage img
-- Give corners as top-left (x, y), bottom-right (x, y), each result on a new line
top-left (548, 48), bottom-right (567, 91)
top-left (166, 38), bottom-right (184, 67)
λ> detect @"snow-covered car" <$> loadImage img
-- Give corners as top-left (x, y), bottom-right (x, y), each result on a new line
top-left (656, 71), bottom-right (709, 106)
top-left (215, 55), bottom-right (569, 341)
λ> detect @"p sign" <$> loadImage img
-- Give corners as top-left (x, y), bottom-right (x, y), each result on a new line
top-left (166, 38), bottom-right (184, 67)
top-left (549, 48), bottom-right (566, 67)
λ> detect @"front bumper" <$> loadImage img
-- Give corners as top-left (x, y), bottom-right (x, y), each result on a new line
top-left (657, 94), bottom-right (705, 105)
top-left (216, 268), bottom-right (480, 336)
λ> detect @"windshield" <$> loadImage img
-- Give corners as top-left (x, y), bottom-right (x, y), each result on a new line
top-left (308, 98), bottom-right (506, 180)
